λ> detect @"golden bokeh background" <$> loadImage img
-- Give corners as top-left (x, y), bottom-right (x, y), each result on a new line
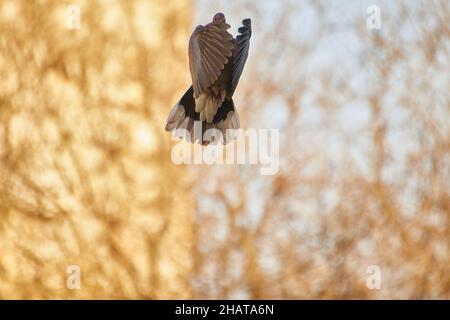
top-left (0, 0), bottom-right (449, 299)
top-left (0, 0), bottom-right (193, 299)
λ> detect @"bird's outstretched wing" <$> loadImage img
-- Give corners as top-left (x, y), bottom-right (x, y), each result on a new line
top-left (229, 19), bottom-right (252, 97)
top-left (188, 20), bottom-right (234, 99)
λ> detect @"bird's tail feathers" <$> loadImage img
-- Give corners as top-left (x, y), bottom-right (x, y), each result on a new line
top-left (165, 88), bottom-right (239, 146)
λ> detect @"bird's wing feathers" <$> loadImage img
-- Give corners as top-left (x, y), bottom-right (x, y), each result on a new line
top-left (230, 19), bottom-right (251, 97)
top-left (188, 21), bottom-right (234, 98)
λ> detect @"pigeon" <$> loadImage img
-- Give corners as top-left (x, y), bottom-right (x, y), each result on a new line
top-left (165, 13), bottom-right (252, 145)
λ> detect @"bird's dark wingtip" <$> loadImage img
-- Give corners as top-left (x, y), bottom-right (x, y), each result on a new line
top-left (242, 18), bottom-right (251, 26)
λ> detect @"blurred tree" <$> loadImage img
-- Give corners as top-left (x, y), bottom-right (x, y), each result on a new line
top-left (192, 0), bottom-right (449, 299)
top-left (0, 0), bottom-right (193, 299)
top-left (0, 0), bottom-right (448, 300)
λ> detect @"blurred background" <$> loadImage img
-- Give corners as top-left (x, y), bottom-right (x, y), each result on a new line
top-left (0, 0), bottom-right (448, 299)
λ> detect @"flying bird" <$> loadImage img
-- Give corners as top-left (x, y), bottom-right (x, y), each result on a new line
top-left (165, 13), bottom-right (252, 145)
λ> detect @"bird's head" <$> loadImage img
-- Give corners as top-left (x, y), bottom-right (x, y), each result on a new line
top-left (213, 13), bottom-right (226, 23)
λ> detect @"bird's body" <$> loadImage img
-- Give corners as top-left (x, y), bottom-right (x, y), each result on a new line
top-left (165, 13), bottom-right (251, 145)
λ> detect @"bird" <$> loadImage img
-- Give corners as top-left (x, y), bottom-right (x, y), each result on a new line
top-left (165, 13), bottom-right (251, 145)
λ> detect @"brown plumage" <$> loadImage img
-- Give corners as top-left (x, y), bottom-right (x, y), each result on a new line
top-left (165, 13), bottom-right (252, 145)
